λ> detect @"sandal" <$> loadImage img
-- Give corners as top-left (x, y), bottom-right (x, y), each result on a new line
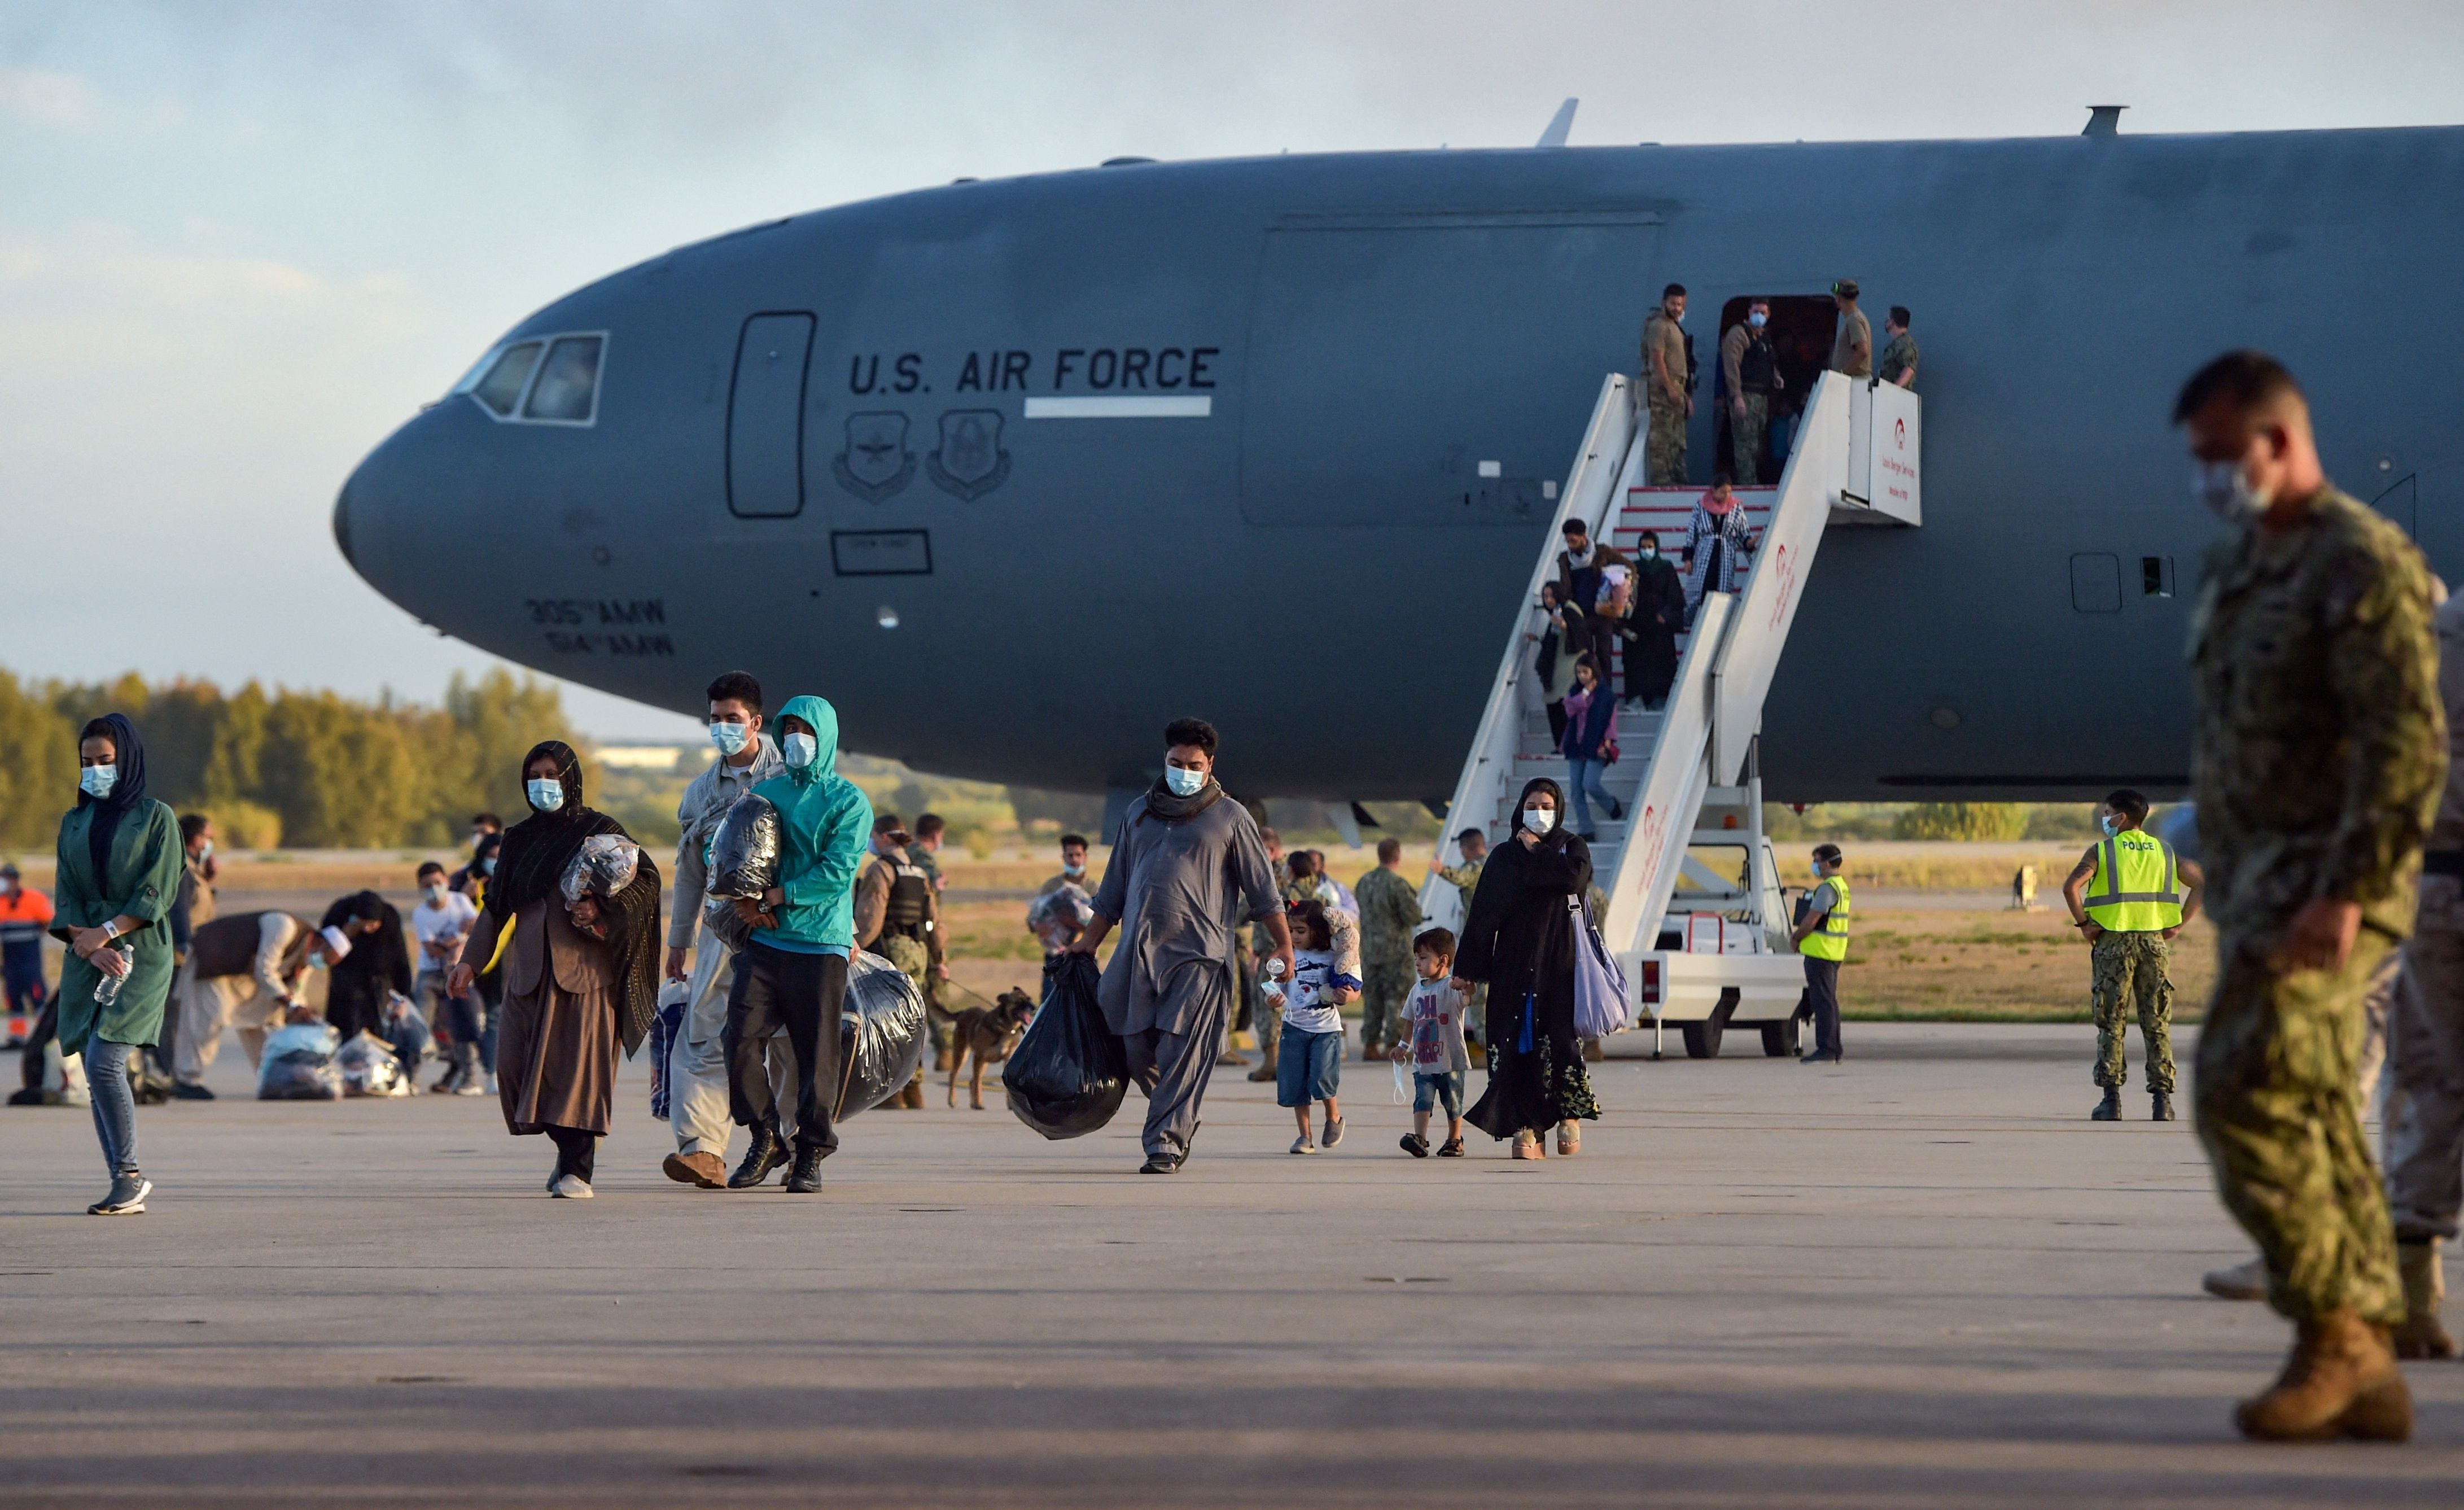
top-left (1512, 1132), bottom-right (1547, 1160)
top-left (1557, 1121), bottom-right (1581, 1157)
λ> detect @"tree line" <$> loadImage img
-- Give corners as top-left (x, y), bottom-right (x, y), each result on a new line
top-left (0, 667), bottom-right (579, 851)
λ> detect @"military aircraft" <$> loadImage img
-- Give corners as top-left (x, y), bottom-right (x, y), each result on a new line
top-left (335, 108), bottom-right (2461, 815)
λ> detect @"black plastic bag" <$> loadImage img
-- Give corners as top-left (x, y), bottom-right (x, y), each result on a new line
top-left (1003, 952), bottom-right (1128, 1140)
top-left (707, 793), bottom-right (783, 900)
top-left (835, 952), bottom-right (929, 1119)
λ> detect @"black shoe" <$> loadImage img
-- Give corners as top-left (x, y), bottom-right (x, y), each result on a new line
top-left (1138, 1153), bottom-right (1181, 1174)
top-left (783, 1148), bottom-right (825, 1193)
top-left (88, 1173), bottom-right (151, 1215)
top-left (1401, 1133), bottom-right (1431, 1158)
top-left (172, 1082), bottom-right (216, 1101)
top-left (1798, 1049), bottom-right (1841, 1065)
top-left (2150, 1091), bottom-right (2177, 1122)
top-left (1607, 797), bottom-right (1625, 820)
top-left (728, 1128), bottom-right (790, 1189)
top-left (1437, 1136), bottom-right (1465, 1157)
top-left (2091, 1088), bottom-right (2121, 1121)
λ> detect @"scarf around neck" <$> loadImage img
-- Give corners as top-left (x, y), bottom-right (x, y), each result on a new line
top-left (1144, 773), bottom-right (1224, 824)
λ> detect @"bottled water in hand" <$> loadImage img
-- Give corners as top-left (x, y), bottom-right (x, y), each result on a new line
top-left (91, 942), bottom-right (132, 1007)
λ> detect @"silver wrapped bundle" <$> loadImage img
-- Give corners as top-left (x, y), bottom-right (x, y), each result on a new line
top-left (561, 833), bottom-right (644, 903)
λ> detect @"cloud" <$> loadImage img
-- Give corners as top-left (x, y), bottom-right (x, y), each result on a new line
top-left (0, 65), bottom-right (97, 128)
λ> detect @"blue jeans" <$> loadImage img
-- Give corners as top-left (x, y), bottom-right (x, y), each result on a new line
top-left (1413, 1069), bottom-right (1464, 1117)
top-left (86, 1039), bottom-right (139, 1176)
top-left (1566, 756), bottom-right (1617, 835)
top-left (1275, 1025), bottom-right (1342, 1108)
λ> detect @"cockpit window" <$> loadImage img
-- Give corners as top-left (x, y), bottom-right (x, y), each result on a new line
top-left (471, 342), bottom-right (542, 417)
top-left (523, 335), bottom-right (603, 423)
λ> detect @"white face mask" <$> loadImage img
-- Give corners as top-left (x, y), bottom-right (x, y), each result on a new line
top-left (2192, 459), bottom-right (2269, 524)
top-left (782, 732), bottom-right (819, 768)
top-left (1163, 766), bottom-right (1206, 798)
top-left (1522, 807), bottom-right (1556, 835)
top-left (424, 883), bottom-right (448, 905)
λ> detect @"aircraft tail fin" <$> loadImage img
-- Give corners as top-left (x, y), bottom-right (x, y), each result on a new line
top-left (1536, 98), bottom-right (1577, 148)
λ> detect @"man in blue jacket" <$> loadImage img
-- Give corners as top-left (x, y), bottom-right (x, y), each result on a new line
top-left (724, 694), bottom-right (872, 1194)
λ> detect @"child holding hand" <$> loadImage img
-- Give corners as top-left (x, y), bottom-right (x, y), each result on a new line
top-left (1394, 927), bottom-right (1469, 1157)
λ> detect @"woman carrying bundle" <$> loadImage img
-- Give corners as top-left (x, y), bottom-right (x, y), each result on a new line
top-left (449, 741), bottom-right (660, 1198)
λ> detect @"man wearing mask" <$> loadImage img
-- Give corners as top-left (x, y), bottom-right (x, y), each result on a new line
top-left (412, 861), bottom-right (483, 1093)
top-left (450, 814), bottom-right (502, 896)
top-left (662, 671), bottom-right (784, 1188)
top-left (2176, 350), bottom-right (2442, 1441)
top-left (724, 695), bottom-right (870, 1194)
top-left (852, 811), bottom-right (943, 1109)
top-left (1553, 517), bottom-right (1630, 682)
top-left (1038, 833), bottom-right (1093, 901)
top-left (1787, 844), bottom-right (1852, 1065)
top-left (1721, 300), bottom-right (1785, 485)
top-left (170, 911), bottom-right (340, 1096)
top-left (1827, 280), bottom-right (1872, 379)
top-left (1072, 718), bottom-right (1290, 1173)
top-left (2062, 790), bottom-right (2203, 1122)
top-left (1640, 282), bottom-right (1692, 485)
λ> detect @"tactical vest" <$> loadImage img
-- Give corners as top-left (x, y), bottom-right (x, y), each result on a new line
top-left (1738, 331), bottom-right (1778, 392)
top-left (1800, 876), bottom-right (1853, 962)
top-left (881, 856), bottom-right (934, 942)
top-left (2084, 830), bottom-right (2182, 933)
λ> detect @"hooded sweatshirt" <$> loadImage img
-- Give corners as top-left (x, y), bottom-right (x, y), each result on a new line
top-left (749, 694), bottom-right (873, 953)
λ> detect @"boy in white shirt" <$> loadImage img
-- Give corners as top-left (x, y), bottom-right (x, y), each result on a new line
top-left (410, 862), bottom-right (483, 1093)
top-left (1272, 900), bottom-right (1358, 1154)
top-left (1394, 927), bottom-right (1470, 1157)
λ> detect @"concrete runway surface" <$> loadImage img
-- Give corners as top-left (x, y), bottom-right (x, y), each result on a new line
top-left (4, 1023), bottom-right (2458, 1508)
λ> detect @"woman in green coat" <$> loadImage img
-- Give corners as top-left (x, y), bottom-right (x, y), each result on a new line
top-left (51, 712), bottom-right (182, 1215)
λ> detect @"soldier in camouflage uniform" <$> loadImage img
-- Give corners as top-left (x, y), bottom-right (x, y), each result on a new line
top-left (2178, 351), bottom-right (2444, 1441)
top-left (1721, 300), bottom-right (1784, 485)
top-left (1354, 838), bottom-right (1425, 1062)
top-left (1433, 828), bottom-right (1489, 1062)
top-left (1640, 283), bottom-right (1691, 487)
top-left (1246, 829), bottom-right (1289, 1082)
top-left (853, 813), bottom-right (943, 1110)
top-left (2061, 789), bottom-right (2204, 1119)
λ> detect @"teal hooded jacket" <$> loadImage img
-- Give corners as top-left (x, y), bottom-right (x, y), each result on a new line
top-left (749, 694), bottom-right (873, 951)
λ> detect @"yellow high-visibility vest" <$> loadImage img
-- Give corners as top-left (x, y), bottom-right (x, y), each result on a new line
top-left (2084, 830), bottom-right (2182, 933)
top-left (1800, 876), bottom-right (1852, 962)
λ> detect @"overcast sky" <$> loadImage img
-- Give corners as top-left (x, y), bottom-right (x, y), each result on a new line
top-left (6, 1), bottom-right (2462, 741)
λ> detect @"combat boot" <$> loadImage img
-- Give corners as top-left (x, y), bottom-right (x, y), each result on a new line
top-left (2393, 1239), bottom-right (2456, 1361)
top-left (898, 1080), bottom-right (927, 1110)
top-left (2091, 1088), bottom-right (2121, 1121)
top-left (2233, 1310), bottom-right (2412, 1442)
top-left (728, 1127), bottom-right (790, 1189)
top-left (2151, 1091), bottom-right (2177, 1121)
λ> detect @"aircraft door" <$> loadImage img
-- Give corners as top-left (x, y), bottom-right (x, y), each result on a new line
top-left (727, 312), bottom-right (816, 518)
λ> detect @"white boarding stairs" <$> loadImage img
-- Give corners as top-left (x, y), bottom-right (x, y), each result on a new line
top-left (1419, 370), bottom-right (1919, 1057)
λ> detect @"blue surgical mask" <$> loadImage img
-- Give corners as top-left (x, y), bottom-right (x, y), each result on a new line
top-left (782, 732), bottom-right (819, 768)
top-left (2099, 815), bottom-right (2119, 838)
top-left (1063, 861), bottom-right (1084, 877)
top-left (527, 777), bottom-right (564, 812)
top-left (1163, 766), bottom-right (1206, 798)
top-left (480, 857), bottom-right (496, 877)
top-left (79, 764), bottom-right (117, 799)
top-left (709, 720), bottom-right (750, 756)
top-left (2192, 459), bottom-right (2269, 524)
top-left (1748, 311), bottom-right (1767, 329)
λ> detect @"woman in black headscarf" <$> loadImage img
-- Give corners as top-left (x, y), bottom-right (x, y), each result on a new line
top-left (51, 714), bottom-right (184, 1214)
top-left (447, 742), bottom-right (660, 1197)
top-left (317, 890), bottom-right (412, 1042)
top-left (1456, 777), bottom-right (1601, 1159)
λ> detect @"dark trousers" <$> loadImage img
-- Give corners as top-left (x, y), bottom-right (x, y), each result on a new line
top-left (1799, 957), bottom-right (1842, 1056)
top-left (725, 942), bottom-right (843, 1156)
top-left (546, 1126), bottom-right (596, 1183)
top-left (1586, 616), bottom-right (1622, 681)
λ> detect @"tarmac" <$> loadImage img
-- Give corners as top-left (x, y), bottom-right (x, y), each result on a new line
top-left (4, 1022), bottom-right (2459, 1508)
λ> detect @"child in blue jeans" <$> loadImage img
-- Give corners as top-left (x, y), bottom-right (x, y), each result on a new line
top-left (1272, 900), bottom-right (1357, 1154)
top-left (1394, 926), bottom-right (1469, 1157)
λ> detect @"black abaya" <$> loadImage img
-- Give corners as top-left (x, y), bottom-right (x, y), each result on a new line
top-left (1456, 828), bottom-right (1600, 1138)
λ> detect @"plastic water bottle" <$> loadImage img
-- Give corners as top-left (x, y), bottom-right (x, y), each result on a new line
top-left (1263, 955), bottom-right (1287, 1003)
top-left (91, 942), bottom-right (131, 1008)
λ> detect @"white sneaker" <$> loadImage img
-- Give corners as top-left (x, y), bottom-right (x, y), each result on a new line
top-left (452, 1083), bottom-right (487, 1096)
top-left (551, 1174), bottom-right (594, 1199)
top-left (1288, 1135), bottom-right (1318, 1156)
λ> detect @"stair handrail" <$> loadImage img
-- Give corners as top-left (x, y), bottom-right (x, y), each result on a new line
top-left (1418, 374), bottom-right (1638, 931)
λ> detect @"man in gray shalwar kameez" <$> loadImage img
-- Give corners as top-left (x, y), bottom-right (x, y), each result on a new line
top-left (1075, 718), bottom-right (1291, 1173)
